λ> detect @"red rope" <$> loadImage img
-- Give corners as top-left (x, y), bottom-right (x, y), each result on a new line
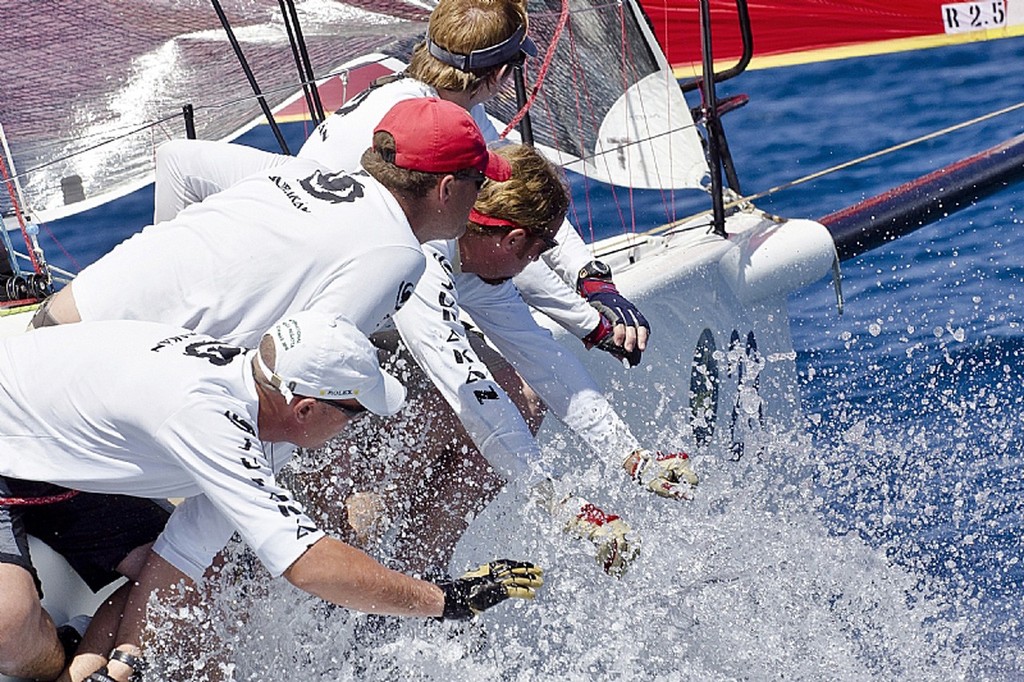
top-left (498, 0), bottom-right (571, 140)
top-left (0, 152), bottom-right (43, 274)
top-left (0, 489), bottom-right (80, 506)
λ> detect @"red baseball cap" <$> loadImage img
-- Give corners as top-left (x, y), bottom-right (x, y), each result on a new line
top-left (374, 98), bottom-right (512, 182)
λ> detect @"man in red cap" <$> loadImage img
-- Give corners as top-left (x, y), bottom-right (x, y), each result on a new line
top-left (34, 97), bottom-right (510, 340)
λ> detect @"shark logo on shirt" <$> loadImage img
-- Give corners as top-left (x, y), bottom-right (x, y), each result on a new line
top-left (299, 170), bottom-right (365, 204)
top-left (184, 341), bottom-right (245, 366)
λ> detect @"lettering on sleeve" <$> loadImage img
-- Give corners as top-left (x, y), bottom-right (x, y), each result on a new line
top-left (395, 281), bottom-right (416, 311)
top-left (223, 411), bottom-right (257, 437)
top-left (473, 385), bottom-right (500, 404)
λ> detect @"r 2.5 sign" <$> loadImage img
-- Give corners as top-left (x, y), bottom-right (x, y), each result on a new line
top-left (942, 1), bottom-right (1007, 33)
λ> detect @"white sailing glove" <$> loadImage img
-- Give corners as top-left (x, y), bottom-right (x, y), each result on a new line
top-left (562, 497), bottom-right (639, 578)
top-left (623, 449), bottom-right (697, 500)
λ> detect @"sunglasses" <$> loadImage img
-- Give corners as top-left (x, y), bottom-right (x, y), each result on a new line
top-left (454, 169), bottom-right (487, 190)
top-left (535, 233), bottom-right (559, 252)
top-left (316, 398), bottom-right (368, 420)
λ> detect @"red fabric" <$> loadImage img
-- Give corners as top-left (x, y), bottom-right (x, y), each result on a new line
top-left (577, 502), bottom-right (620, 526)
top-left (582, 313), bottom-right (614, 348)
top-left (469, 208), bottom-right (518, 228)
top-left (374, 98), bottom-right (512, 180)
top-left (0, 489), bottom-right (80, 506)
top-left (641, 0), bottom-right (956, 71)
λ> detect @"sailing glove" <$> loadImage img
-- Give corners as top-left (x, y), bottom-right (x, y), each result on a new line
top-left (578, 260), bottom-right (650, 367)
top-left (563, 497), bottom-right (639, 577)
top-left (436, 560), bottom-right (544, 620)
top-left (623, 449), bottom-right (698, 500)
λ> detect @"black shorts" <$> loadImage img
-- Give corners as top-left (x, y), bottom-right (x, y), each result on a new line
top-left (0, 476), bottom-right (171, 596)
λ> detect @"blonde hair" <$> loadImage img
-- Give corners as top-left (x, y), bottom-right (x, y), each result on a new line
top-left (407, 0), bottom-right (528, 92)
top-left (471, 144), bottom-right (568, 239)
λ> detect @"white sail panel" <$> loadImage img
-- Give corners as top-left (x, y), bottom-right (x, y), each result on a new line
top-left (576, 71), bottom-right (707, 189)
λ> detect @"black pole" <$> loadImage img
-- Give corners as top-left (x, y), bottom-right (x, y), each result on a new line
top-left (821, 132), bottom-right (1024, 261)
top-left (210, 0), bottom-right (291, 154)
top-left (699, 0), bottom-right (726, 236)
top-left (280, 0), bottom-right (325, 125)
top-left (512, 64), bottom-right (534, 146)
top-left (681, 0), bottom-right (753, 93)
top-left (183, 104), bottom-right (196, 139)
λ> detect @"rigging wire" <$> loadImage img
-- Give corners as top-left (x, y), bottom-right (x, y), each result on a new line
top-left (279, 0), bottom-right (325, 127)
top-left (498, 0), bottom-right (569, 140)
top-left (209, 0), bottom-right (291, 155)
top-left (738, 99), bottom-right (1024, 207)
top-left (649, 98), bottom-right (1024, 236)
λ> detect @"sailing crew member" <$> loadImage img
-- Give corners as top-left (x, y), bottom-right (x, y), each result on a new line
top-left (156, 0), bottom-right (649, 368)
top-left (26, 96), bottom-right (510, 677)
top-left (306, 144), bottom-right (698, 577)
top-left (0, 311), bottom-right (542, 682)
top-left (146, 0), bottom-right (679, 568)
top-left (35, 96), bottom-right (510, 346)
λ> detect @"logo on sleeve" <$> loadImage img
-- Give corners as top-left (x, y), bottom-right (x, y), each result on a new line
top-left (395, 281), bottom-right (416, 311)
top-left (299, 170), bottom-right (365, 204)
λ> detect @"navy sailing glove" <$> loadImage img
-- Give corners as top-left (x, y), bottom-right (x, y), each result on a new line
top-left (578, 260), bottom-right (650, 367)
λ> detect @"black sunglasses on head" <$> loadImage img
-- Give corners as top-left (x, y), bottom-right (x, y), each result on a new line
top-left (316, 398), bottom-right (367, 420)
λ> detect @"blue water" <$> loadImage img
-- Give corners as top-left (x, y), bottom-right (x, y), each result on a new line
top-left (38, 35), bottom-right (1024, 678)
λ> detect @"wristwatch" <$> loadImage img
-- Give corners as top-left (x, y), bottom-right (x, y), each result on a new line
top-left (577, 260), bottom-right (613, 283)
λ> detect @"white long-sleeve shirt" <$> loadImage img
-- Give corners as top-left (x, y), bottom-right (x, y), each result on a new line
top-left (0, 321), bottom-right (322, 579)
top-left (154, 75), bottom-right (602, 339)
top-left (391, 240), bottom-right (639, 484)
top-left (77, 160), bottom-right (425, 347)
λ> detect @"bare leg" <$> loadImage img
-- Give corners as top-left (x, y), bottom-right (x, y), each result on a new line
top-left (391, 444), bottom-right (505, 574)
top-left (369, 361), bottom-right (541, 574)
top-left (492, 360), bottom-right (546, 436)
top-left (0, 563), bottom-right (64, 680)
top-left (294, 333), bottom-right (547, 575)
top-left (384, 349), bottom-right (545, 573)
top-left (59, 542), bottom-right (156, 681)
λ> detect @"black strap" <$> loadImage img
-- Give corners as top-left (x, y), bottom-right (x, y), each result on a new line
top-left (108, 648), bottom-right (147, 681)
top-left (55, 624), bottom-right (83, 664)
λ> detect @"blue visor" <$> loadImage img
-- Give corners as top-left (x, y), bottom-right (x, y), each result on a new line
top-left (427, 24), bottom-right (537, 71)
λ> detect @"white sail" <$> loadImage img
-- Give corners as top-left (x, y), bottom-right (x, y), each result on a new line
top-left (0, 0), bottom-right (428, 222)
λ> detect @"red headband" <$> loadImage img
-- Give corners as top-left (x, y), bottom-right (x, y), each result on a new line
top-left (469, 208), bottom-right (518, 229)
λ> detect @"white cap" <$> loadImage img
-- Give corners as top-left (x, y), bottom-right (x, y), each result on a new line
top-left (257, 311), bottom-right (406, 416)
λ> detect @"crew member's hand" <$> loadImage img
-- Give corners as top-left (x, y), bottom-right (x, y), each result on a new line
top-left (623, 449), bottom-right (698, 500)
top-left (578, 260), bottom-right (650, 367)
top-left (436, 559), bottom-right (544, 620)
top-left (564, 499), bottom-right (639, 577)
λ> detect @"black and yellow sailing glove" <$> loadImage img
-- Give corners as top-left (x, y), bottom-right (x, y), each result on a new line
top-left (436, 559), bottom-right (544, 620)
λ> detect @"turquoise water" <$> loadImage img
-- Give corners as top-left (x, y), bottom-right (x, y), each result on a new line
top-left (37, 34), bottom-right (1024, 678)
